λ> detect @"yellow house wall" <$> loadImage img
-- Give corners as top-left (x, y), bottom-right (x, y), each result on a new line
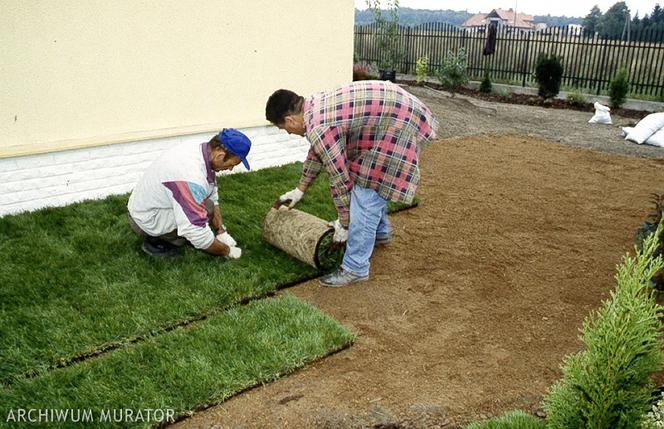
top-left (0, 0), bottom-right (354, 158)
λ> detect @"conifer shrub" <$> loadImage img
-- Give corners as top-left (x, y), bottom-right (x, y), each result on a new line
top-left (535, 54), bottom-right (563, 99)
top-left (544, 222), bottom-right (664, 428)
top-left (610, 68), bottom-right (630, 108)
top-left (479, 72), bottom-right (492, 93)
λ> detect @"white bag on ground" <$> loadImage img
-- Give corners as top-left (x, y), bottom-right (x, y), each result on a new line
top-left (589, 102), bottom-right (612, 124)
top-left (621, 126), bottom-right (664, 148)
top-left (625, 112), bottom-right (664, 144)
top-left (646, 129), bottom-right (664, 147)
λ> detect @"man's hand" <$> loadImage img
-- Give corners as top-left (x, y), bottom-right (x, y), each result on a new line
top-left (279, 188), bottom-right (304, 209)
top-left (329, 219), bottom-right (349, 243)
top-left (226, 246), bottom-right (242, 259)
top-left (216, 231), bottom-right (237, 247)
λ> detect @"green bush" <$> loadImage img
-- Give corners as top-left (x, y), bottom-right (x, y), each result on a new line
top-left (465, 411), bottom-right (545, 429)
top-left (544, 222), bottom-right (664, 428)
top-left (566, 89), bottom-right (587, 106)
top-left (437, 48), bottom-right (469, 93)
top-left (415, 55), bottom-right (429, 84)
top-left (479, 72), bottom-right (492, 93)
top-left (610, 68), bottom-right (630, 108)
top-left (535, 54), bottom-right (563, 99)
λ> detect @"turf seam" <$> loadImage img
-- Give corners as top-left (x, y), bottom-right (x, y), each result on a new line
top-left (6, 291), bottom-right (278, 385)
top-left (6, 274), bottom-right (323, 386)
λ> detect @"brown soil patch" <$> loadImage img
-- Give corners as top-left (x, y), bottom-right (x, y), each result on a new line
top-left (173, 93), bottom-right (664, 428)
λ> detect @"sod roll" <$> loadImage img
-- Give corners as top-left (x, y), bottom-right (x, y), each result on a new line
top-left (262, 206), bottom-right (344, 271)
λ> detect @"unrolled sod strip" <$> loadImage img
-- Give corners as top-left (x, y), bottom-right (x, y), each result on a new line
top-left (262, 205), bottom-right (344, 271)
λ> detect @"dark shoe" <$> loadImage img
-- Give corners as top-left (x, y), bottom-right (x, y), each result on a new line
top-left (375, 235), bottom-right (391, 246)
top-left (141, 237), bottom-right (180, 258)
top-left (319, 268), bottom-right (369, 288)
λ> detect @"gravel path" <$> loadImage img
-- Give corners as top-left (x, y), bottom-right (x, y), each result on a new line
top-left (407, 85), bottom-right (664, 159)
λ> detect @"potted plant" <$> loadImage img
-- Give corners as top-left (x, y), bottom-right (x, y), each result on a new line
top-left (367, 0), bottom-right (403, 82)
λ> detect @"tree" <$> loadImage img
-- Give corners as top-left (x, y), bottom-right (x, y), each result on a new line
top-left (583, 5), bottom-right (602, 34)
top-left (598, 2), bottom-right (630, 39)
top-left (652, 4), bottom-right (663, 24)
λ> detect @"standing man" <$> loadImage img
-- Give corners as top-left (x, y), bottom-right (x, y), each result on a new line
top-left (265, 81), bottom-right (437, 287)
top-left (128, 128), bottom-right (251, 258)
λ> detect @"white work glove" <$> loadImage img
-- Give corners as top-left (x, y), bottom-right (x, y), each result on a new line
top-left (328, 219), bottom-right (349, 243)
top-left (279, 188), bottom-right (304, 209)
top-left (226, 246), bottom-right (242, 259)
top-left (216, 231), bottom-right (237, 247)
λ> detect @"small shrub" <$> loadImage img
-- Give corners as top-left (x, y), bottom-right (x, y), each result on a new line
top-left (610, 68), bottom-right (630, 108)
top-left (479, 72), bottom-right (492, 93)
top-left (535, 54), bottom-right (563, 99)
top-left (465, 410), bottom-right (545, 429)
top-left (544, 221), bottom-right (664, 428)
top-left (415, 56), bottom-right (429, 84)
top-left (566, 89), bottom-right (587, 106)
top-left (437, 48), bottom-right (469, 94)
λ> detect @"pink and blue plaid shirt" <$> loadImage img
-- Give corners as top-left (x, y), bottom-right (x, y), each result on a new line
top-left (299, 80), bottom-right (438, 226)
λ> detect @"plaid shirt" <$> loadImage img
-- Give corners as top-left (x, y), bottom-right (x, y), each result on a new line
top-left (299, 81), bottom-right (438, 226)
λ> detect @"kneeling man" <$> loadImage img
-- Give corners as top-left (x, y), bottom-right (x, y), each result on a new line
top-left (128, 128), bottom-right (251, 258)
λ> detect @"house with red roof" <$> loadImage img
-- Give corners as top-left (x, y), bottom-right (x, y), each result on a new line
top-left (462, 8), bottom-right (536, 32)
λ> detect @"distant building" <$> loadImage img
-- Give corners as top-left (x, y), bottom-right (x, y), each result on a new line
top-left (462, 8), bottom-right (535, 32)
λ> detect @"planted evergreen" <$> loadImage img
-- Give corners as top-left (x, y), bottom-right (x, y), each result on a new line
top-left (535, 54), bottom-right (563, 99)
top-left (610, 68), bottom-right (630, 108)
top-left (480, 72), bottom-right (492, 93)
top-left (544, 221), bottom-right (664, 428)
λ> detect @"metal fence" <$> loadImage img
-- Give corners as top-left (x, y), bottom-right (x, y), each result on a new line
top-left (354, 23), bottom-right (664, 97)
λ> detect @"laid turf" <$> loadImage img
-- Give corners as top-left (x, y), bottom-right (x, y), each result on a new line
top-left (0, 294), bottom-right (354, 428)
top-left (0, 161), bottom-right (415, 383)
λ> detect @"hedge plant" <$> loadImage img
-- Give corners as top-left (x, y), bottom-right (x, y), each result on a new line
top-left (535, 54), bottom-right (563, 99)
top-left (543, 221), bottom-right (664, 428)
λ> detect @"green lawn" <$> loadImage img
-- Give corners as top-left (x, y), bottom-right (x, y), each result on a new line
top-left (0, 294), bottom-right (353, 428)
top-left (0, 161), bottom-right (414, 384)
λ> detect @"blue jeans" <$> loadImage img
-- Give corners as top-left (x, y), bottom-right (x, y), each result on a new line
top-left (342, 186), bottom-right (391, 277)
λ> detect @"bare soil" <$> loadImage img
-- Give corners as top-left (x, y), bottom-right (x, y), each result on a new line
top-left (173, 89), bottom-right (664, 428)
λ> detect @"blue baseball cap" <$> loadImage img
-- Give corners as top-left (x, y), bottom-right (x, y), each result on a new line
top-left (217, 128), bottom-right (252, 170)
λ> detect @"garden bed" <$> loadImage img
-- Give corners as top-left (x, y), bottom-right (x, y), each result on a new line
top-left (178, 90), bottom-right (664, 428)
top-left (397, 78), bottom-right (656, 120)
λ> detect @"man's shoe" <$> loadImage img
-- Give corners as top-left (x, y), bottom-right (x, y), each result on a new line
top-left (375, 235), bottom-right (391, 246)
top-left (141, 237), bottom-right (180, 258)
top-left (319, 268), bottom-right (369, 288)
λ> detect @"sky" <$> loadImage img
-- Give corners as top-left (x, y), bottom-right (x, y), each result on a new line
top-left (354, 0), bottom-right (660, 18)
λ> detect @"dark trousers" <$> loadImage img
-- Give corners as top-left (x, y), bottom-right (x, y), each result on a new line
top-left (128, 199), bottom-right (215, 247)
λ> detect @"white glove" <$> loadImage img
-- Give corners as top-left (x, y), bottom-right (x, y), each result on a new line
top-left (226, 246), bottom-right (242, 259)
top-left (216, 231), bottom-right (237, 247)
top-left (279, 188), bottom-right (304, 209)
top-left (329, 219), bottom-right (349, 243)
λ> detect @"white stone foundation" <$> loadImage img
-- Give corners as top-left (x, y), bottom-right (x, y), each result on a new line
top-left (0, 126), bottom-right (309, 217)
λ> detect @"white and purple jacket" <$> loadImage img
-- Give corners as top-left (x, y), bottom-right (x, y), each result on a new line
top-left (128, 143), bottom-right (218, 249)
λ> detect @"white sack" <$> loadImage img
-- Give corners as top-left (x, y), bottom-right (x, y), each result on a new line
top-left (589, 102), bottom-right (612, 124)
top-left (625, 112), bottom-right (664, 144)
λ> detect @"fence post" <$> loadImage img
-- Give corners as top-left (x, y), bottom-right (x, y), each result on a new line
top-left (521, 32), bottom-right (531, 87)
top-left (595, 37), bottom-right (610, 95)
